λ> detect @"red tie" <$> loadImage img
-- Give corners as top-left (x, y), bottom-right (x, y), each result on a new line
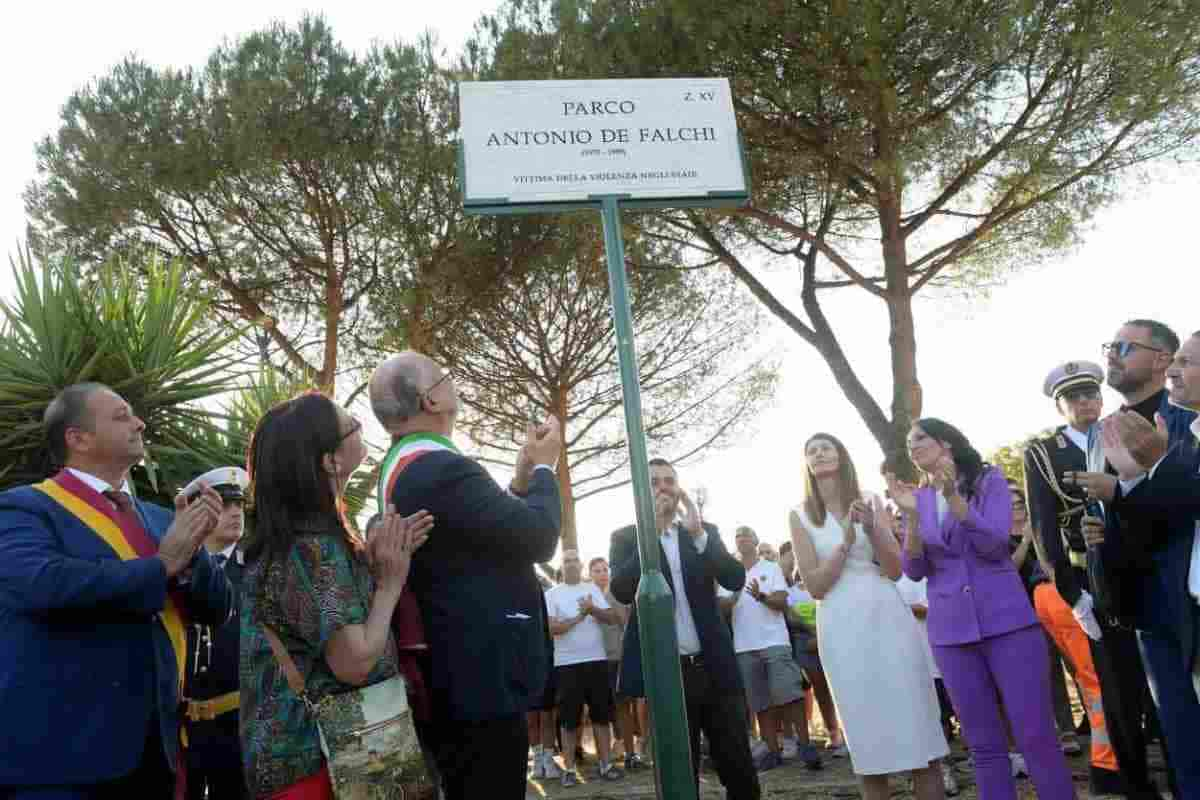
top-left (104, 489), bottom-right (134, 514)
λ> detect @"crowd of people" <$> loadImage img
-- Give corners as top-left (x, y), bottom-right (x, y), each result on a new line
top-left (0, 318), bottom-right (1197, 800)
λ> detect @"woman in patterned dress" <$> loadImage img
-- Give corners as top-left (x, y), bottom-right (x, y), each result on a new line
top-left (239, 392), bottom-right (433, 799)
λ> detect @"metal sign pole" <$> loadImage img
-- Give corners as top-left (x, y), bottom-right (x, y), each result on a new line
top-left (597, 194), bottom-right (695, 800)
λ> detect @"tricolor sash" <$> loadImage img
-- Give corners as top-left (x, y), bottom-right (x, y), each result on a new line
top-left (33, 471), bottom-right (190, 697)
top-left (377, 432), bottom-right (459, 516)
top-left (376, 433), bottom-right (457, 723)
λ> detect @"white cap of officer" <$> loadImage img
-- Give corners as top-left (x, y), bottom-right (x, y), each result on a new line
top-left (1042, 360), bottom-right (1104, 400)
top-left (181, 466), bottom-right (249, 505)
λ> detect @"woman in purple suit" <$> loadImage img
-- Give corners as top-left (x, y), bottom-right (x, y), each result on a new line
top-left (889, 419), bottom-right (1075, 800)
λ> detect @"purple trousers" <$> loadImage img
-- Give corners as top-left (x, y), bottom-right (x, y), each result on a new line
top-left (934, 624), bottom-right (1076, 800)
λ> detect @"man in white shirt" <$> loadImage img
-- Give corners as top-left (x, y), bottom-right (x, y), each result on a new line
top-left (720, 526), bottom-right (821, 772)
top-left (610, 458), bottom-right (760, 800)
top-left (546, 549), bottom-right (625, 786)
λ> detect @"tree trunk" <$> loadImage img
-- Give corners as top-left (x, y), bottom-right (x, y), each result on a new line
top-left (878, 183), bottom-right (920, 478)
top-left (555, 384), bottom-right (576, 553)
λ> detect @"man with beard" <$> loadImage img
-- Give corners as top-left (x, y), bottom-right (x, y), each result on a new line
top-left (609, 458), bottom-right (760, 800)
top-left (1023, 362), bottom-right (1126, 796)
top-left (1072, 329), bottom-right (1200, 797)
top-left (1065, 320), bottom-right (1187, 798)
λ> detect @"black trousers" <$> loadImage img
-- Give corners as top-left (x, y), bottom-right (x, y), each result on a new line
top-left (185, 763), bottom-right (245, 800)
top-left (1089, 621), bottom-right (1171, 798)
top-left (681, 657), bottom-right (760, 800)
top-left (3, 721), bottom-right (175, 800)
top-left (425, 715), bottom-right (528, 800)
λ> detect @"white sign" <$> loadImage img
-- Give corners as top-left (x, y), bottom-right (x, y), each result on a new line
top-left (459, 78), bottom-right (747, 207)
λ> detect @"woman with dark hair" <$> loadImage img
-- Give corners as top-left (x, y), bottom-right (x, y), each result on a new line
top-left (890, 418), bottom-right (1075, 800)
top-left (790, 433), bottom-right (948, 800)
top-left (239, 392), bottom-right (434, 799)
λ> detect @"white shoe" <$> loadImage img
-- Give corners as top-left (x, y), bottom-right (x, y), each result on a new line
top-left (530, 749), bottom-right (546, 779)
top-left (750, 739), bottom-right (769, 761)
top-left (1009, 752), bottom-right (1028, 778)
top-left (541, 752), bottom-right (563, 779)
top-left (781, 737), bottom-right (799, 760)
top-left (942, 762), bottom-right (960, 796)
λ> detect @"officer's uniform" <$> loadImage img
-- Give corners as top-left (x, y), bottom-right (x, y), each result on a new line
top-left (1024, 362), bottom-right (1160, 798)
top-left (181, 467), bottom-right (250, 800)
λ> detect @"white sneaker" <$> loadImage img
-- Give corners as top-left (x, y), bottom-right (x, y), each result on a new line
top-left (530, 749), bottom-right (546, 779)
top-left (1009, 752), bottom-right (1028, 778)
top-left (942, 762), bottom-right (960, 796)
top-left (541, 751), bottom-right (563, 779)
top-left (750, 739), bottom-right (769, 761)
top-left (781, 737), bottom-right (799, 760)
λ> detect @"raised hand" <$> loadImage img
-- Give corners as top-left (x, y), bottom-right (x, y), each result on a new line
top-left (677, 488), bottom-right (703, 536)
top-left (525, 414), bottom-right (563, 470)
top-left (849, 499), bottom-right (875, 534)
top-left (577, 594), bottom-right (595, 615)
top-left (1113, 412), bottom-right (1169, 472)
top-left (372, 506), bottom-right (433, 593)
top-left (933, 457), bottom-right (958, 497)
top-left (886, 473), bottom-right (919, 515)
top-left (159, 484), bottom-right (221, 577)
top-left (1064, 470), bottom-right (1118, 504)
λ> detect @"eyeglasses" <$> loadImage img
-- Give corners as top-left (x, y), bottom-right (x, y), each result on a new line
top-left (1060, 387), bottom-right (1101, 403)
top-left (336, 418), bottom-right (362, 445)
top-left (1102, 340), bottom-right (1165, 359)
top-left (424, 370), bottom-right (451, 399)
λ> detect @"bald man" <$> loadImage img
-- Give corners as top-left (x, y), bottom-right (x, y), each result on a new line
top-left (370, 353), bottom-right (563, 800)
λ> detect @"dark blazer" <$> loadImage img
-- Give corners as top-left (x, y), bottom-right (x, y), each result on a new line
top-left (0, 485), bottom-right (232, 785)
top-left (184, 551), bottom-right (245, 772)
top-left (1024, 427), bottom-right (1091, 606)
top-left (1087, 395), bottom-right (1196, 625)
top-left (387, 451), bottom-right (561, 721)
top-left (609, 521), bottom-right (745, 697)
top-left (1110, 436), bottom-right (1200, 672)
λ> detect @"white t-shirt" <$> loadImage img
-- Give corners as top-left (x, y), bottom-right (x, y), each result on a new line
top-left (719, 559), bottom-right (790, 653)
top-left (895, 575), bottom-right (939, 679)
top-left (545, 582), bottom-right (611, 667)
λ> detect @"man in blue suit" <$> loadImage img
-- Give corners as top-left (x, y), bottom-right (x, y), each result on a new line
top-left (610, 458), bottom-right (760, 800)
top-left (0, 383), bottom-right (232, 799)
top-left (1071, 322), bottom-right (1199, 798)
top-left (369, 353), bottom-right (562, 800)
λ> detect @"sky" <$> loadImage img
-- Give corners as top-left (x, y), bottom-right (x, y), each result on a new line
top-left (3, 2), bottom-right (1197, 566)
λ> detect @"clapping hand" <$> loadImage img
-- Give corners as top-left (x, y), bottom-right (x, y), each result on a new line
top-left (159, 484), bottom-right (222, 577)
top-left (932, 456), bottom-right (958, 498)
top-left (369, 506), bottom-right (434, 593)
top-left (885, 473), bottom-right (919, 515)
top-left (1107, 412), bottom-right (1166, 476)
top-left (577, 594), bottom-right (595, 616)
top-left (678, 488), bottom-right (704, 537)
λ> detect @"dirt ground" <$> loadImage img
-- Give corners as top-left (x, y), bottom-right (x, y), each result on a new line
top-left (525, 734), bottom-right (1173, 800)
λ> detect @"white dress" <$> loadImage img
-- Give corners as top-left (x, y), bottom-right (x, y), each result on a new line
top-left (795, 504), bottom-right (948, 776)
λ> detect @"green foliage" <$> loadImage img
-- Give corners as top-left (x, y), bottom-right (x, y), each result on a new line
top-left (23, 15), bottom-right (503, 386)
top-left (0, 249), bottom-right (244, 505)
top-left (989, 428), bottom-right (1055, 487)
top-left (467, 0), bottom-right (1200, 463)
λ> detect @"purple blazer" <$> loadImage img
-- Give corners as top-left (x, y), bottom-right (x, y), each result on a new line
top-left (901, 467), bottom-right (1036, 647)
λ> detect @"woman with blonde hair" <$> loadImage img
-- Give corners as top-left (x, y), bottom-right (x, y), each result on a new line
top-left (790, 433), bottom-right (948, 800)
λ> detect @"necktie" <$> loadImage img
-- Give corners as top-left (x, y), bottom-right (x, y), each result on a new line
top-left (104, 489), bottom-right (134, 514)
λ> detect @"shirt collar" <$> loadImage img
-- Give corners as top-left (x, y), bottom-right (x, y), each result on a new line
top-left (65, 467), bottom-right (132, 496)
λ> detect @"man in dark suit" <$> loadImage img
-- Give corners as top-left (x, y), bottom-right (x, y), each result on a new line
top-left (180, 466), bottom-right (250, 800)
top-left (1075, 330), bottom-right (1200, 798)
top-left (1069, 320), bottom-right (1196, 798)
top-left (610, 458), bottom-right (760, 800)
top-left (0, 382), bottom-right (232, 799)
top-left (370, 352), bottom-right (562, 800)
